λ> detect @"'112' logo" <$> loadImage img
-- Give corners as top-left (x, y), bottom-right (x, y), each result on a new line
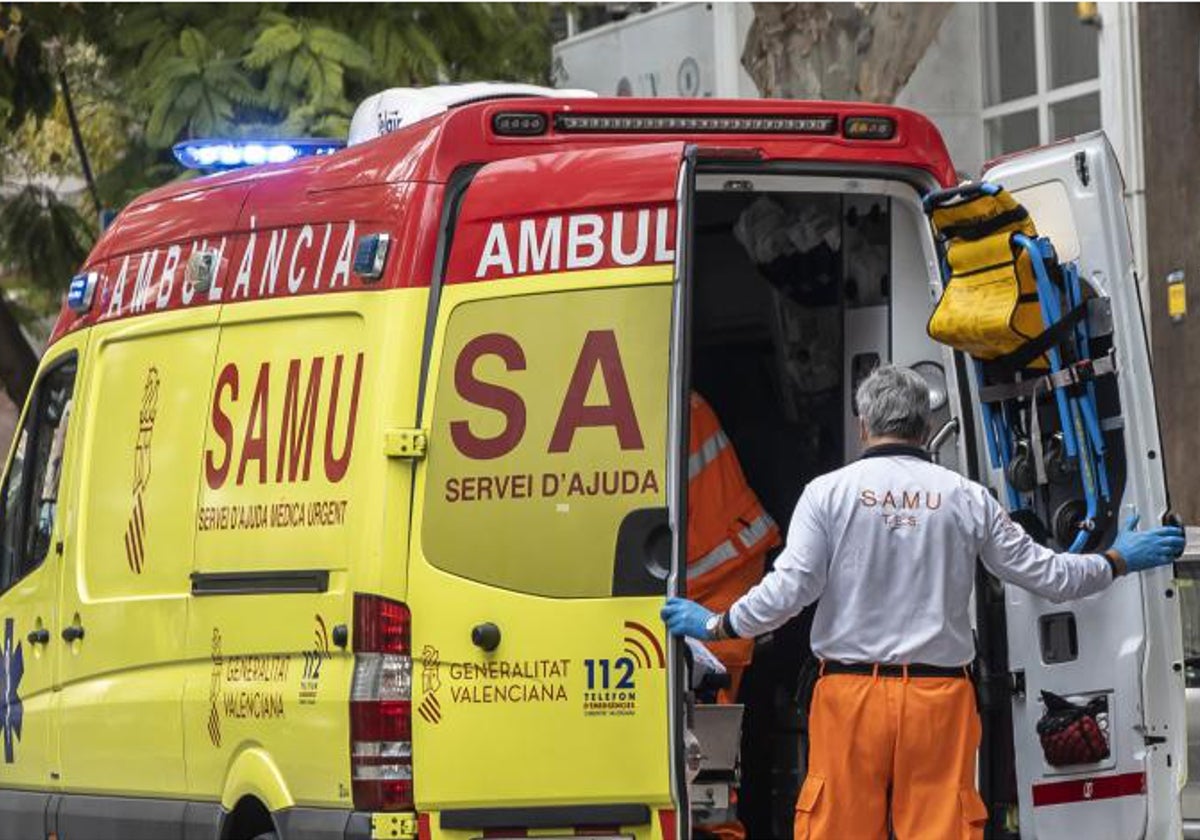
top-left (584, 658), bottom-right (635, 691)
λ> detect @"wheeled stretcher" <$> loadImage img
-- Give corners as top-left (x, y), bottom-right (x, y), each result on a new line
top-left (923, 182), bottom-right (1115, 551)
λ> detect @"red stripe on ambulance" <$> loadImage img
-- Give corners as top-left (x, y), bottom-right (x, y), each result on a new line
top-left (1031, 771), bottom-right (1145, 807)
top-left (97, 218), bottom-right (379, 321)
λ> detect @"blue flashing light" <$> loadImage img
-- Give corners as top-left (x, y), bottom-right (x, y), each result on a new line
top-left (67, 271), bottom-right (98, 313)
top-left (172, 138), bottom-right (345, 172)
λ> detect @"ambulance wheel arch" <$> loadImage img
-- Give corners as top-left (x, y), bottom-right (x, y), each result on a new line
top-left (221, 797), bottom-right (278, 840)
top-left (219, 746), bottom-right (294, 824)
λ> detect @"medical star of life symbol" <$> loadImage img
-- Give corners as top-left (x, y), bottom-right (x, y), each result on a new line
top-left (2, 618), bottom-right (23, 763)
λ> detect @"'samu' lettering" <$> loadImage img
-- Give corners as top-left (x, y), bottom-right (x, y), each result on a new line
top-left (323, 353), bottom-right (363, 482)
top-left (276, 358), bottom-right (323, 483)
top-left (204, 352), bottom-right (365, 488)
top-left (238, 363), bottom-right (271, 485)
top-left (206, 365), bottom-right (239, 489)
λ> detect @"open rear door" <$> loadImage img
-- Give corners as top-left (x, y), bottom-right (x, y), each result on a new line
top-left (408, 142), bottom-right (691, 839)
top-left (981, 133), bottom-right (1185, 838)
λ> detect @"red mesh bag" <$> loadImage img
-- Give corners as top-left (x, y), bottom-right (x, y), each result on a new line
top-left (1036, 690), bottom-right (1109, 766)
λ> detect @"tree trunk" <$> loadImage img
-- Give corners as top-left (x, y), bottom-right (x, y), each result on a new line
top-left (742, 3), bottom-right (952, 103)
top-left (0, 289), bottom-right (37, 407)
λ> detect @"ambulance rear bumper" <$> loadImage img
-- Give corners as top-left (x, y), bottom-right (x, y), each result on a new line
top-left (273, 807), bottom-right (375, 839)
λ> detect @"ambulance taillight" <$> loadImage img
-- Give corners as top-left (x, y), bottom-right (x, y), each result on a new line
top-left (350, 594), bottom-right (414, 811)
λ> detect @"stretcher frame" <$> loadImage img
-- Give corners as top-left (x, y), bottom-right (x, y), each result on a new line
top-left (924, 183), bottom-right (1114, 551)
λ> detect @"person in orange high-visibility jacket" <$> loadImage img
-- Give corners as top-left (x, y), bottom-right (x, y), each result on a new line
top-left (688, 391), bottom-right (782, 703)
top-left (688, 393), bottom-right (781, 840)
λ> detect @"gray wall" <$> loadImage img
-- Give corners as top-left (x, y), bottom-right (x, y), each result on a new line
top-left (894, 4), bottom-right (986, 178)
top-left (1140, 3), bottom-right (1200, 521)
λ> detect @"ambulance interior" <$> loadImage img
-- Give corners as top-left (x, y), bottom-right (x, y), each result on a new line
top-left (687, 175), bottom-right (991, 838)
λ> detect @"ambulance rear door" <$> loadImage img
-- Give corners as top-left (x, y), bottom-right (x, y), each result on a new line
top-left (408, 142), bottom-right (691, 839)
top-left (980, 133), bottom-right (1185, 838)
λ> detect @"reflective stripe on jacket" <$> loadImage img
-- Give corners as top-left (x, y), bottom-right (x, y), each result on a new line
top-left (687, 392), bottom-right (781, 668)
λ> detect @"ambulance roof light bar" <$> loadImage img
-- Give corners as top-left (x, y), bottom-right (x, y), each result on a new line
top-left (173, 138), bottom-right (344, 172)
top-left (347, 82), bottom-right (596, 146)
top-left (545, 112), bottom-right (898, 139)
top-left (553, 113), bottom-right (839, 135)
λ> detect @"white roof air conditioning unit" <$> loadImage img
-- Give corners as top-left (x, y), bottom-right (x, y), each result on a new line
top-left (347, 82), bottom-right (597, 146)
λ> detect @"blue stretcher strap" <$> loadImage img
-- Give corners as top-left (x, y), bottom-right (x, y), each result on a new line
top-left (977, 351), bottom-right (1117, 404)
top-left (981, 302), bottom-right (1089, 379)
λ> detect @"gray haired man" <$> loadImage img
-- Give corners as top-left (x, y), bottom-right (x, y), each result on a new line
top-left (663, 364), bottom-right (1184, 839)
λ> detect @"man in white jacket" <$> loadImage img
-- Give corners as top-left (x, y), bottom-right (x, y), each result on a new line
top-left (663, 365), bottom-right (1184, 840)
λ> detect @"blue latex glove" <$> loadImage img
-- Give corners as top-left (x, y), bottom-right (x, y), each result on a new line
top-left (1110, 514), bottom-right (1186, 573)
top-left (661, 597), bottom-right (715, 640)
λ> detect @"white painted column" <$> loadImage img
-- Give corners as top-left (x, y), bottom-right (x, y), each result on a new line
top-left (1099, 1), bottom-right (1151, 340)
top-left (711, 2), bottom-right (741, 98)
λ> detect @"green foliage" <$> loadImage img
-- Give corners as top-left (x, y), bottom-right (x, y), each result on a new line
top-left (144, 26), bottom-right (261, 146)
top-left (5, 42), bottom-right (127, 182)
top-left (0, 4), bottom-right (57, 131)
top-left (0, 1), bottom-right (555, 328)
top-left (108, 3), bottom-right (552, 150)
top-left (6, 2), bottom-right (554, 156)
top-left (0, 184), bottom-right (93, 289)
top-left (243, 11), bottom-right (371, 137)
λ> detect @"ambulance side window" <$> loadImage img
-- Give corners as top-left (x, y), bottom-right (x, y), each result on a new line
top-left (0, 358), bottom-right (76, 593)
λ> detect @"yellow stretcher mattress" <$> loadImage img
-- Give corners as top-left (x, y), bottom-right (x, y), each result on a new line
top-left (927, 188), bottom-right (1047, 365)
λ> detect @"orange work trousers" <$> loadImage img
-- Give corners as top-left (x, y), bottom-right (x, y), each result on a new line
top-left (794, 672), bottom-right (989, 840)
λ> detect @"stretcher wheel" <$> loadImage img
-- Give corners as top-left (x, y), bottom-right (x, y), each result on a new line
top-left (1044, 435), bottom-right (1076, 486)
top-left (1007, 441), bottom-right (1037, 493)
top-left (1053, 499), bottom-right (1088, 549)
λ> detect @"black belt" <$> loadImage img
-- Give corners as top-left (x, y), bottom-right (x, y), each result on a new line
top-left (821, 660), bottom-right (970, 679)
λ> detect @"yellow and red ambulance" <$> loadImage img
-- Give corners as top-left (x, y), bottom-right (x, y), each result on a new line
top-left (0, 83), bottom-right (1185, 839)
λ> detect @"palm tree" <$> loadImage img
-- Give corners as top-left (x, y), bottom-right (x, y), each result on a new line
top-left (144, 27), bottom-right (261, 146)
top-left (0, 2), bottom-right (555, 407)
top-left (243, 12), bottom-right (372, 138)
top-left (0, 185), bottom-right (92, 402)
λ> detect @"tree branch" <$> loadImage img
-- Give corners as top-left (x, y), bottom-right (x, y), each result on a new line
top-left (742, 3), bottom-right (952, 103)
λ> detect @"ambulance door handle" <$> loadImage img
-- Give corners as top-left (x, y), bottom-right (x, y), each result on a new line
top-left (26, 628), bottom-right (49, 645)
top-left (61, 624), bottom-right (85, 643)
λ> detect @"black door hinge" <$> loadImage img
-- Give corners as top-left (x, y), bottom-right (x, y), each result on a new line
top-left (1075, 151), bottom-right (1090, 187)
top-left (1009, 670), bottom-right (1026, 698)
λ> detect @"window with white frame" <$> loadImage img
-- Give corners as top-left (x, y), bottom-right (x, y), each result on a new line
top-left (981, 2), bottom-right (1101, 158)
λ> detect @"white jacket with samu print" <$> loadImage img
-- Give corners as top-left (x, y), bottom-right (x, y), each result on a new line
top-left (728, 445), bottom-right (1112, 667)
